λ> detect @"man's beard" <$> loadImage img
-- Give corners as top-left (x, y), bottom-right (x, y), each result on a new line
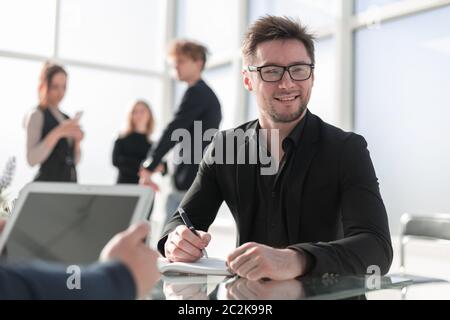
top-left (267, 97), bottom-right (308, 123)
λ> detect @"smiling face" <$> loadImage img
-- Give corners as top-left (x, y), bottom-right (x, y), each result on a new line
top-left (243, 39), bottom-right (314, 124)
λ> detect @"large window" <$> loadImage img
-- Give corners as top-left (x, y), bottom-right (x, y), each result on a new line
top-left (248, 0), bottom-right (337, 32)
top-left (176, 0), bottom-right (240, 60)
top-left (203, 65), bottom-right (236, 130)
top-left (354, 0), bottom-right (404, 13)
top-left (0, 0), bottom-right (56, 56)
top-left (0, 1), bottom-right (166, 196)
top-left (306, 38), bottom-right (337, 125)
top-left (0, 58), bottom-right (43, 191)
top-left (59, 0), bottom-right (166, 71)
top-left (354, 6), bottom-right (450, 233)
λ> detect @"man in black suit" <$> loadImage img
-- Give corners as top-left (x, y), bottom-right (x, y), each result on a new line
top-left (0, 220), bottom-right (160, 299)
top-left (139, 40), bottom-right (222, 224)
top-left (156, 15), bottom-right (393, 280)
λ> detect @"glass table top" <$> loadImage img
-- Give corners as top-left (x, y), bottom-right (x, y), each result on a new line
top-left (146, 273), bottom-right (434, 300)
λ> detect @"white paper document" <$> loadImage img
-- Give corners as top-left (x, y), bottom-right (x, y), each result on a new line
top-left (157, 257), bottom-right (233, 276)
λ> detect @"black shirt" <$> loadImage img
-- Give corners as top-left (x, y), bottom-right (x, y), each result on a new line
top-left (251, 115), bottom-right (307, 248)
top-left (112, 132), bottom-right (152, 184)
top-left (143, 79), bottom-right (222, 191)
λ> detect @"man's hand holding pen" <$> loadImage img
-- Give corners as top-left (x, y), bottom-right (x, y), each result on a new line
top-left (164, 208), bottom-right (211, 262)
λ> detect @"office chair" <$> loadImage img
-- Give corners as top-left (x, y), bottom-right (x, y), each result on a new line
top-left (400, 213), bottom-right (450, 272)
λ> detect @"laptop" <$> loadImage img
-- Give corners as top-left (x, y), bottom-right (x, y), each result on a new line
top-left (0, 182), bottom-right (154, 265)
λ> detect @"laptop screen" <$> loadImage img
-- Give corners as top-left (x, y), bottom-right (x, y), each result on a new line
top-left (2, 192), bottom-right (141, 265)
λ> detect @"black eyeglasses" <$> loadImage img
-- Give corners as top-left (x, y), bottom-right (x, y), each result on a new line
top-left (247, 63), bottom-right (315, 82)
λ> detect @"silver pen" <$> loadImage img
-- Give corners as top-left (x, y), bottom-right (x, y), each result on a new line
top-left (178, 207), bottom-right (208, 258)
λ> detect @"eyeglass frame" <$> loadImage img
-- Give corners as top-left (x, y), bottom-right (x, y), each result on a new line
top-left (246, 63), bottom-right (315, 82)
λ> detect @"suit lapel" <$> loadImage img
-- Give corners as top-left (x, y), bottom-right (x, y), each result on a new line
top-left (286, 111), bottom-right (321, 243)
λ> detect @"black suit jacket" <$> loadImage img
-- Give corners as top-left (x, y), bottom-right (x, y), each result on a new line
top-left (0, 261), bottom-right (135, 299)
top-left (158, 111), bottom-right (393, 276)
top-left (144, 79), bottom-right (221, 191)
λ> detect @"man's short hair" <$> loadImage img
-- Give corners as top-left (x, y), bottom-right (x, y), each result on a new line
top-left (168, 40), bottom-right (209, 70)
top-left (242, 15), bottom-right (315, 65)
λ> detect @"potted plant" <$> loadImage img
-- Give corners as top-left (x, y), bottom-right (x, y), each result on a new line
top-left (0, 157), bottom-right (16, 219)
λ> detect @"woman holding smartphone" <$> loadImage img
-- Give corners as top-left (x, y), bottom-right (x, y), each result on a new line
top-left (25, 61), bottom-right (83, 182)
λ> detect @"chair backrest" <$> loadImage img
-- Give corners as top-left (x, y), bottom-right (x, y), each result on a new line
top-left (399, 213), bottom-right (450, 271)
